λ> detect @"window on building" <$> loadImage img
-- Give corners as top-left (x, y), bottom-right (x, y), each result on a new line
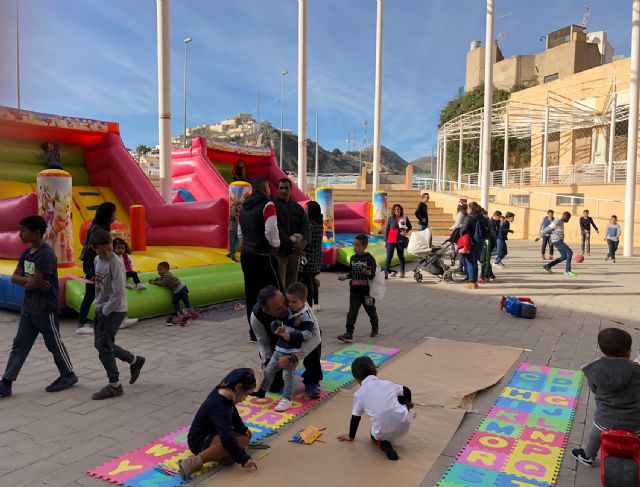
top-left (510, 194), bottom-right (530, 206)
top-left (556, 194), bottom-right (584, 206)
top-left (573, 128), bottom-right (592, 164)
top-left (548, 132), bottom-right (560, 166)
top-left (543, 73), bottom-right (559, 83)
top-left (614, 119), bottom-right (628, 161)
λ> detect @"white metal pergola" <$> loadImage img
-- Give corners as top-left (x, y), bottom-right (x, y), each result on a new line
top-left (435, 84), bottom-right (630, 189)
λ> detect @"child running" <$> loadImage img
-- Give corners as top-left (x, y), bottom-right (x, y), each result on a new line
top-left (494, 212), bottom-right (514, 267)
top-left (536, 211), bottom-right (576, 277)
top-left (251, 282), bottom-right (319, 412)
top-left (539, 209), bottom-right (555, 260)
top-left (0, 216), bottom-right (77, 397)
top-left (148, 261), bottom-right (200, 325)
top-left (337, 356), bottom-right (413, 461)
top-left (90, 230), bottom-right (145, 400)
top-left (179, 368), bottom-right (258, 480)
top-left (337, 234), bottom-right (379, 343)
top-left (604, 215), bottom-right (621, 263)
top-left (572, 328), bottom-right (640, 467)
top-left (579, 209), bottom-right (599, 256)
top-left (112, 238), bottom-right (146, 291)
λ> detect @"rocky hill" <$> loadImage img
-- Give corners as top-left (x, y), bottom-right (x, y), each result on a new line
top-left (409, 156), bottom-right (436, 174)
top-left (236, 123), bottom-right (408, 174)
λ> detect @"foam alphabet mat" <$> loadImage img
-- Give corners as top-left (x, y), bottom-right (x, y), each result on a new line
top-left (88, 344), bottom-right (400, 486)
top-left (435, 362), bottom-right (583, 487)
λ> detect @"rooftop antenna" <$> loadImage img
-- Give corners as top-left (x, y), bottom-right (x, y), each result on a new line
top-left (497, 12), bottom-right (512, 50)
top-left (581, 0), bottom-right (590, 29)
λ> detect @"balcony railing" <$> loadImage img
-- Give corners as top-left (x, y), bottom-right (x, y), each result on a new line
top-left (458, 162), bottom-right (638, 188)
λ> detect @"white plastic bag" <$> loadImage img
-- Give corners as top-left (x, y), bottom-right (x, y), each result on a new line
top-left (368, 265), bottom-right (386, 301)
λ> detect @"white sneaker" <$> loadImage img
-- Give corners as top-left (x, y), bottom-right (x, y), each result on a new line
top-left (274, 398), bottom-right (292, 412)
top-left (76, 326), bottom-right (94, 334)
top-left (125, 284), bottom-right (135, 289)
top-left (313, 304), bottom-right (321, 312)
top-left (120, 318), bottom-right (138, 329)
top-left (136, 283), bottom-right (147, 290)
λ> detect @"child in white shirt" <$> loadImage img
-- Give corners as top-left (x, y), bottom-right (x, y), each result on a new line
top-left (337, 356), bottom-right (413, 460)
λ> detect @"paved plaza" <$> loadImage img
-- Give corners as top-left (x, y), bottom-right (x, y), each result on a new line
top-left (0, 240), bottom-right (638, 486)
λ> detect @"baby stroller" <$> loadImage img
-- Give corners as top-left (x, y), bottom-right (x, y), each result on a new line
top-left (411, 238), bottom-right (456, 283)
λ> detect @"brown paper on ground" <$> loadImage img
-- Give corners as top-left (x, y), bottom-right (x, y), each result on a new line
top-left (401, 338), bottom-right (523, 409)
top-left (206, 339), bottom-right (521, 487)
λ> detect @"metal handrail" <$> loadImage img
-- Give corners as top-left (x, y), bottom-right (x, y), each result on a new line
top-left (458, 161), bottom-right (637, 188)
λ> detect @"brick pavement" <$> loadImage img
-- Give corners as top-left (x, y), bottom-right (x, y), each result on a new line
top-left (0, 240), bottom-right (638, 486)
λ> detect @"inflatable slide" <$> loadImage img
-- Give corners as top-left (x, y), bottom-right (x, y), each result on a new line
top-left (0, 106), bottom-right (241, 317)
top-left (171, 137), bottom-right (379, 267)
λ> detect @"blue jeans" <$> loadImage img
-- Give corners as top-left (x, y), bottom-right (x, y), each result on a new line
top-left (172, 286), bottom-right (191, 315)
top-left (385, 243), bottom-right (406, 273)
top-left (418, 223), bottom-right (427, 231)
top-left (464, 246), bottom-right (480, 282)
top-left (3, 311), bottom-right (74, 381)
top-left (541, 236), bottom-right (554, 256)
top-left (548, 240), bottom-right (573, 272)
top-left (78, 282), bottom-right (95, 326)
top-left (495, 239), bottom-right (507, 264)
top-left (607, 239), bottom-right (619, 260)
top-left (260, 350), bottom-right (295, 400)
top-left (228, 232), bottom-right (239, 259)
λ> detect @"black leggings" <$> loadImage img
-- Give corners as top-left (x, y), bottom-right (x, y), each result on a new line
top-left (126, 271), bottom-right (141, 285)
top-left (298, 272), bottom-right (319, 307)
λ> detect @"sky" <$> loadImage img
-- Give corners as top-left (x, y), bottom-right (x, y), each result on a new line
top-left (0, 0), bottom-right (631, 162)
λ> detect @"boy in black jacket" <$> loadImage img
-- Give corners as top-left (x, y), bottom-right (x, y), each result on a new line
top-left (338, 235), bottom-right (379, 342)
top-left (572, 328), bottom-right (640, 467)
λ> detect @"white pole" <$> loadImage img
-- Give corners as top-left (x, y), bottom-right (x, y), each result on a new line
top-left (314, 112), bottom-right (319, 189)
top-left (458, 124), bottom-right (464, 188)
top-left (624, 0), bottom-right (640, 257)
top-left (16, 0), bottom-right (20, 110)
top-left (480, 0), bottom-right (494, 209)
top-left (182, 37), bottom-right (192, 148)
top-left (156, 0), bottom-right (172, 203)
top-left (542, 93), bottom-right (549, 185)
top-left (443, 132), bottom-right (448, 188)
top-left (502, 107), bottom-right (509, 187)
top-left (436, 138), bottom-right (441, 191)
top-left (280, 70), bottom-right (288, 169)
top-left (297, 0), bottom-right (308, 193)
top-left (372, 0), bottom-right (384, 195)
top-left (479, 119), bottom-right (484, 186)
top-left (607, 88), bottom-right (617, 183)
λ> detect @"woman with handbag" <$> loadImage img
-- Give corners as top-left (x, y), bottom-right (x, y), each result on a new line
top-left (384, 204), bottom-right (412, 279)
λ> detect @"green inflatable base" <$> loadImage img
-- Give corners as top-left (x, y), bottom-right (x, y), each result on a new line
top-left (65, 264), bottom-right (245, 320)
top-left (337, 241), bottom-right (417, 268)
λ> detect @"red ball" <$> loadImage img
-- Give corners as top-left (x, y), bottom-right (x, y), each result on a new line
top-left (575, 254), bottom-right (585, 263)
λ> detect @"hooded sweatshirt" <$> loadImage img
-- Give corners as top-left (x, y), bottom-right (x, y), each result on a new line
top-left (582, 356), bottom-right (640, 431)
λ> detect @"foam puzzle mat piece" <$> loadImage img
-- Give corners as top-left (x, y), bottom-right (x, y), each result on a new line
top-left (435, 362), bottom-right (583, 487)
top-left (89, 343), bottom-right (400, 486)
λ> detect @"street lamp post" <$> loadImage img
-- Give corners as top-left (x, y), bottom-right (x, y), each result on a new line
top-left (280, 70), bottom-right (289, 169)
top-left (182, 37), bottom-right (192, 148)
top-left (480, 0), bottom-right (495, 210)
top-left (16, 0), bottom-right (20, 110)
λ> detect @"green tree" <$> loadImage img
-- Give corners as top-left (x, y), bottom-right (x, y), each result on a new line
top-left (135, 145), bottom-right (152, 157)
top-left (439, 83), bottom-right (531, 178)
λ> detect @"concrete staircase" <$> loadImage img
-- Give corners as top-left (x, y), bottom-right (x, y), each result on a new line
top-left (329, 188), bottom-right (454, 236)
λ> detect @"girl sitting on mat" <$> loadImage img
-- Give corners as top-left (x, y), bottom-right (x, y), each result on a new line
top-left (337, 356), bottom-right (413, 461)
top-left (179, 368), bottom-right (258, 480)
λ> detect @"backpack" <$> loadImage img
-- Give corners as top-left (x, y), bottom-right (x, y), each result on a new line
top-left (473, 216), bottom-right (490, 244)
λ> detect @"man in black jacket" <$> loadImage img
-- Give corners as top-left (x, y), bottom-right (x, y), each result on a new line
top-left (240, 178), bottom-right (281, 341)
top-left (250, 286), bottom-right (323, 397)
top-left (414, 193), bottom-right (430, 230)
top-left (273, 178), bottom-right (310, 288)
